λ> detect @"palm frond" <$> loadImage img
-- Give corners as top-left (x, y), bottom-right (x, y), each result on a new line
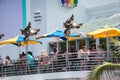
top-left (87, 62), bottom-right (120, 80)
top-left (110, 38), bottom-right (120, 51)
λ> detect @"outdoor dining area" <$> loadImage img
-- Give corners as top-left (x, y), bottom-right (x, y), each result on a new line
top-left (0, 14), bottom-right (120, 78)
top-left (0, 23), bottom-right (120, 77)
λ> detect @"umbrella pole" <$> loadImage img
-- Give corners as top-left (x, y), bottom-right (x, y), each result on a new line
top-left (57, 40), bottom-right (58, 52)
top-left (106, 36), bottom-right (110, 59)
top-left (56, 37), bottom-right (59, 53)
top-left (26, 41), bottom-right (28, 54)
top-left (106, 37), bottom-right (109, 52)
top-left (66, 40), bottom-right (68, 53)
top-left (26, 38), bottom-right (29, 54)
top-left (18, 46), bottom-right (20, 54)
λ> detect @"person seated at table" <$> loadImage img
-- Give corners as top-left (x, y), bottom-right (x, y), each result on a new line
top-left (79, 46), bottom-right (88, 52)
top-left (4, 55), bottom-right (12, 66)
top-left (26, 51), bottom-right (35, 67)
top-left (39, 50), bottom-right (50, 65)
top-left (49, 47), bottom-right (58, 62)
top-left (50, 46), bottom-right (57, 55)
top-left (78, 46), bottom-right (89, 70)
top-left (70, 45), bottom-right (77, 52)
top-left (90, 46), bottom-right (96, 52)
top-left (2, 56), bottom-right (12, 75)
top-left (16, 52), bottom-right (25, 62)
top-left (96, 44), bottom-right (105, 64)
top-left (14, 52), bottom-right (27, 75)
top-left (97, 44), bottom-right (104, 52)
top-left (97, 44), bottom-right (105, 58)
top-left (20, 52), bottom-right (27, 64)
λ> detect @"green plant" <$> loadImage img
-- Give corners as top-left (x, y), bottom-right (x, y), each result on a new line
top-left (110, 38), bottom-right (120, 62)
top-left (87, 62), bottom-right (120, 80)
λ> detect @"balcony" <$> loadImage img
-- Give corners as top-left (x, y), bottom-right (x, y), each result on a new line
top-left (0, 51), bottom-right (120, 77)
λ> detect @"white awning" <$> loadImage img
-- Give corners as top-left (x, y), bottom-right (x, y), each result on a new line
top-left (71, 14), bottom-right (120, 34)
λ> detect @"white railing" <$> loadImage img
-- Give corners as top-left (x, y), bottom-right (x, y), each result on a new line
top-left (0, 51), bottom-right (120, 77)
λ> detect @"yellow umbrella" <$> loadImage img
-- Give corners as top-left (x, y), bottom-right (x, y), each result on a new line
top-left (20, 40), bottom-right (42, 46)
top-left (0, 35), bottom-right (42, 46)
top-left (87, 25), bottom-right (120, 39)
top-left (87, 25), bottom-right (120, 51)
top-left (0, 35), bottom-right (24, 45)
top-left (0, 35), bottom-right (42, 53)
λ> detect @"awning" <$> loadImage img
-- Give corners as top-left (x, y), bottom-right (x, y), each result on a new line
top-left (71, 14), bottom-right (120, 34)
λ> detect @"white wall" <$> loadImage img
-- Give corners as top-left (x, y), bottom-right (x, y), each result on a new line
top-left (46, 0), bottom-right (89, 33)
top-left (2, 71), bottom-right (89, 80)
top-left (83, 0), bottom-right (120, 8)
top-left (30, 0), bottom-right (47, 35)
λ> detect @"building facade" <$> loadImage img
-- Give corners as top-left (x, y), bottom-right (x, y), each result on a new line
top-left (0, 0), bottom-right (120, 59)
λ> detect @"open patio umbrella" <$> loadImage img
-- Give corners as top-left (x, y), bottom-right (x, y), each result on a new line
top-left (0, 35), bottom-right (24, 45)
top-left (35, 29), bottom-right (81, 52)
top-left (87, 25), bottom-right (120, 51)
top-left (35, 29), bottom-right (80, 40)
top-left (0, 35), bottom-right (42, 53)
top-left (0, 35), bottom-right (42, 46)
top-left (87, 25), bottom-right (120, 39)
top-left (20, 36), bottom-right (42, 46)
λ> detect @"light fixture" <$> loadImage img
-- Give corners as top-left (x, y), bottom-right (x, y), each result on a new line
top-left (63, 14), bottom-right (83, 37)
top-left (30, 28), bottom-right (40, 36)
top-left (72, 22), bottom-right (77, 27)
top-left (20, 22), bottom-right (40, 38)
top-left (64, 14), bottom-right (83, 29)
top-left (20, 22), bottom-right (40, 53)
top-left (72, 22), bottom-right (83, 28)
